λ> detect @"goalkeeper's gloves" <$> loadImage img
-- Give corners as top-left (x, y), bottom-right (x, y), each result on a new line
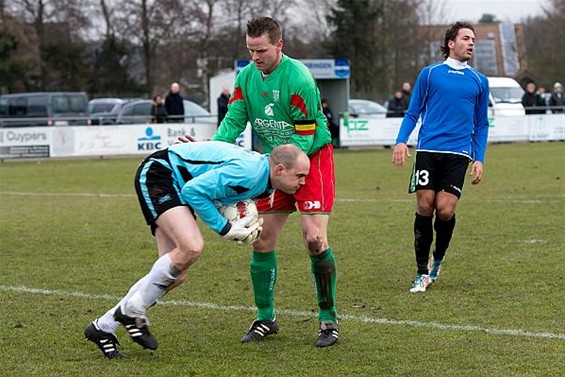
top-left (223, 216), bottom-right (263, 245)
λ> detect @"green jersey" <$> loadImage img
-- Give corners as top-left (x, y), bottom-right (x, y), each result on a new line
top-left (212, 55), bottom-right (331, 155)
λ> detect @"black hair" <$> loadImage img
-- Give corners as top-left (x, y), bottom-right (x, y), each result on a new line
top-left (440, 21), bottom-right (475, 59)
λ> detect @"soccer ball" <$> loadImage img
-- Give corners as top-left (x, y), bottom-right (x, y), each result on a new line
top-left (218, 199), bottom-right (259, 222)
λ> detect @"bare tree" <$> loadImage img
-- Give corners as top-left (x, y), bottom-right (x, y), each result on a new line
top-left (8, 0), bottom-right (90, 90)
top-left (523, 0), bottom-right (565, 87)
top-left (419, 0), bottom-right (448, 26)
top-left (191, 0), bottom-right (220, 102)
top-left (111, 0), bottom-right (185, 94)
top-left (99, 0), bottom-right (112, 37)
top-left (293, 0), bottom-right (334, 40)
top-left (9, 0), bottom-right (54, 88)
top-left (219, 0), bottom-right (253, 61)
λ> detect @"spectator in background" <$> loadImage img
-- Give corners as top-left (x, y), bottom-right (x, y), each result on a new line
top-left (521, 82), bottom-right (538, 115)
top-left (549, 82), bottom-right (564, 113)
top-left (387, 90), bottom-right (406, 118)
top-left (401, 81), bottom-right (412, 110)
top-left (150, 95), bottom-right (167, 124)
top-left (321, 98), bottom-right (339, 148)
top-left (165, 82), bottom-right (184, 122)
top-left (217, 86), bottom-right (231, 127)
top-left (536, 86), bottom-right (548, 114)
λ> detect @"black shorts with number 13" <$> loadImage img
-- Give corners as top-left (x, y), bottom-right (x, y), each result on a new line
top-left (409, 151), bottom-right (471, 198)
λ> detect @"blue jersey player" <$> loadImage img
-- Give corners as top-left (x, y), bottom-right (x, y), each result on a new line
top-left (85, 141), bottom-right (310, 358)
top-left (392, 22), bottom-right (489, 293)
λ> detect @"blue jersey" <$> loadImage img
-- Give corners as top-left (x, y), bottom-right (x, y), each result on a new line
top-left (147, 141), bottom-right (271, 233)
top-left (396, 58), bottom-right (490, 162)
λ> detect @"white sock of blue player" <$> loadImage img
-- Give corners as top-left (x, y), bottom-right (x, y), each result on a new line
top-left (124, 253), bottom-right (181, 318)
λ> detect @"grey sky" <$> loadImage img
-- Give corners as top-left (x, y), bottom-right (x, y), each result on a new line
top-left (442, 0), bottom-right (549, 23)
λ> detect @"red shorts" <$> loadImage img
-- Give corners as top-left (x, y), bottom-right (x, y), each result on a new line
top-left (257, 144), bottom-right (335, 214)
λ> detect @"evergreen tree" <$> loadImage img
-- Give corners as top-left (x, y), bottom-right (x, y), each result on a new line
top-left (0, 19), bottom-right (35, 92)
top-left (326, 0), bottom-right (383, 98)
top-left (88, 35), bottom-right (144, 97)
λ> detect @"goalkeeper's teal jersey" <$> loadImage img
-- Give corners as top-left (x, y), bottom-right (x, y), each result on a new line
top-left (146, 141), bottom-right (272, 234)
top-left (212, 55), bottom-right (331, 155)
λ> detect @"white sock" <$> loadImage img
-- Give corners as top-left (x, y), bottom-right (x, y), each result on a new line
top-left (96, 276), bottom-right (148, 333)
top-left (125, 253), bottom-right (180, 317)
top-left (95, 310), bottom-right (120, 334)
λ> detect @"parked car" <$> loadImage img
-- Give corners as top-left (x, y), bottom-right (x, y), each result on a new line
top-left (0, 92), bottom-right (89, 127)
top-left (487, 77), bottom-right (525, 116)
top-left (348, 99), bottom-right (387, 118)
top-left (116, 99), bottom-right (215, 124)
top-left (88, 98), bottom-right (132, 125)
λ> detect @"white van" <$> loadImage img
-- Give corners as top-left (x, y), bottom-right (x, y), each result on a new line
top-left (487, 77), bottom-right (525, 116)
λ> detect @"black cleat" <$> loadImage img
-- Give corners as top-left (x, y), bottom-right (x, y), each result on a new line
top-left (316, 322), bottom-right (339, 347)
top-left (114, 306), bottom-right (158, 350)
top-left (84, 322), bottom-right (125, 359)
top-left (240, 319), bottom-right (279, 343)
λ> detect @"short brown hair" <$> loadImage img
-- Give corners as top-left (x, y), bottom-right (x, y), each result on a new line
top-left (440, 21), bottom-right (475, 59)
top-left (247, 17), bottom-right (282, 44)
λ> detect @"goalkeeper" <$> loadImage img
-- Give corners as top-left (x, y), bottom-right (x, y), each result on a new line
top-left (84, 142), bottom-right (309, 359)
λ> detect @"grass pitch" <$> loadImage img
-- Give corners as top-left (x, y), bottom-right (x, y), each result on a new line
top-left (0, 142), bottom-right (564, 376)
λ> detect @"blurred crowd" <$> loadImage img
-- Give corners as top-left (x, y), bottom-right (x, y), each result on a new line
top-left (522, 81), bottom-right (564, 114)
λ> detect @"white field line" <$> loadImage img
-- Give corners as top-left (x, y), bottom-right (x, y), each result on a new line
top-left (0, 191), bottom-right (563, 204)
top-left (1, 284), bottom-right (563, 341)
top-left (0, 191), bottom-right (134, 198)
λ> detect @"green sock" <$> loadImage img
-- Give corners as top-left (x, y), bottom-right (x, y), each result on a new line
top-left (250, 250), bottom-right (277, 321)
top-left (310, 248), bottom-right (338, 323)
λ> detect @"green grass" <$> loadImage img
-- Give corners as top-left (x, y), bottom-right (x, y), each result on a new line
top-left (0, 142), bottom-right (564, 376)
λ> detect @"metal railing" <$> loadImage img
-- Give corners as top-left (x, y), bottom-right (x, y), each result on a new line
top-left (522, 105), bottom-right (565, 114)
top-left (0, 116), bottom-right (91, 127)
top-left (116, 114), bottom-right (217, 125)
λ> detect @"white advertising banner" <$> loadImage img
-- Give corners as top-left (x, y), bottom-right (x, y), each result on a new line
top-left (49, 122), bottom-right (251, 158)
top-left (0, 127), bottom-right (52, 158)
top-left (526, 114), bottom-right (565, 141)
top-left (0, 116), bottom-right (561, 159)
top-left (486, 116), bottom-right (530, 142)
top-left (339, 117), bottom-right (417, 147)
top-left (339, 114), bottom-right (565, 147)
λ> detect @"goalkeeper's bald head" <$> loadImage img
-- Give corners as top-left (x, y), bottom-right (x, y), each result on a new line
top-left (269, 144), bottom-right (310, 194)
top-left (270, 144), bottom-right (308, 170)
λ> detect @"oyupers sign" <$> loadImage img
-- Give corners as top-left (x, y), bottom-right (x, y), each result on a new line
top-left (0, 122), bottom-right (221, 159)
top-left (235, 59), bottom-right (350, 79)
top-left (0, 128), bottom-right (51, 158)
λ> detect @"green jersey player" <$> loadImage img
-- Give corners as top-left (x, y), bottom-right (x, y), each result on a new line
top-left (212, 16), bottom-right (339, 347)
